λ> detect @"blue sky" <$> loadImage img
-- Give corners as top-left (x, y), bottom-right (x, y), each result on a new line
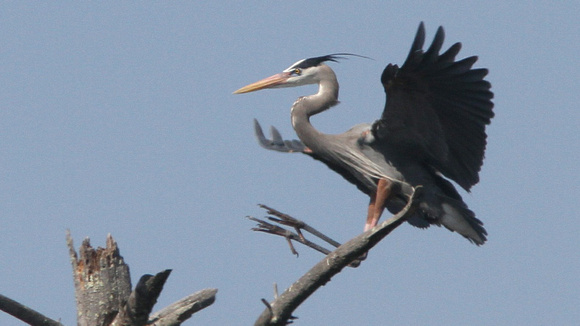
top-left (0, 2), bottom-right (578, 325)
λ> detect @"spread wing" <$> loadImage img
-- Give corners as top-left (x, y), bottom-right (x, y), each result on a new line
top-left (374, 22), bottom-right (494, 191)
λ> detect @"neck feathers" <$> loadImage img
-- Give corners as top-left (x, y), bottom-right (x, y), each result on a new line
top-left (291, 64), bottom-right (339, 119)
top-left (290, 64), bottom-right (340, 148)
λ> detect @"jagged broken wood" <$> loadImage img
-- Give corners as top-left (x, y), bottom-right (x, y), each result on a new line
top-left (68, 232), bottom-right (132, 326)
top-left (252, 187), bottom-right (421, 326)
top-left (65, 232), bottom-right (217, 326)
top-left (1, 233), bottom-right (217, 326)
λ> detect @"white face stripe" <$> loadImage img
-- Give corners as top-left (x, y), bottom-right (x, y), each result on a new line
top-left (284, 59), bottom-right (307, 72)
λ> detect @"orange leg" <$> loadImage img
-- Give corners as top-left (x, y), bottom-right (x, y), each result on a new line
top-left (364, 178), bottom-right (392, 232)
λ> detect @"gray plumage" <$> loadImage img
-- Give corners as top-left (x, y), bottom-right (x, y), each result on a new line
top-left (237, 22), bottom-right (494, 245)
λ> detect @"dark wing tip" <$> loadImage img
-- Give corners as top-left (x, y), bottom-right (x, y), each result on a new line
top-left (439, 42), bottom-right (462, 63)
top-left (423, 26), bottom-right (445, 63)
top-left (403, 22), bottom-right (427, 66)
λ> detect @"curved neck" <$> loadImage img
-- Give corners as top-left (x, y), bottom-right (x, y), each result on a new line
top-left (290, 65), bottom-right (339, 150)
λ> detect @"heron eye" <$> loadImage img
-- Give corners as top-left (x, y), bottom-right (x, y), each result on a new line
top-left (293, 68), bottom-right (302, 75)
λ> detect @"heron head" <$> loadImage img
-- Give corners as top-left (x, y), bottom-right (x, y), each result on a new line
top-left (233, 54), bottom-right (358, 94)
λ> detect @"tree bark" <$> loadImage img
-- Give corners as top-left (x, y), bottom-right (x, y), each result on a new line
top-left (67, 232), bottom-right (133, 326)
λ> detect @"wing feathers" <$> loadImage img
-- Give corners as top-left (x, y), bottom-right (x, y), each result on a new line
top-left (437, 43), bottom-right (462, 63)
top-left (403, 22), bottom-right (426, 67)
top-left (377, 23), bottom-right (494, 191)
top-left (423, 26), bottom-right (445, 64)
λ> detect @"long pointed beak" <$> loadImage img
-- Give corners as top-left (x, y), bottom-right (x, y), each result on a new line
top-left (233, 72), bottom-right (291, 94)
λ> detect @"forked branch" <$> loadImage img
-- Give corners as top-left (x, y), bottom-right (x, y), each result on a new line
top-left (253, 187), bottom-right (421, 326)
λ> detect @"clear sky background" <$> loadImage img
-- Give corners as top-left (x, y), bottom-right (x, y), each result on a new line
top-left (1, 2), bottom-right (578, 325)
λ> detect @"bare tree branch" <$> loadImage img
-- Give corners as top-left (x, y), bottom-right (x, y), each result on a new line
top-left (248, 216), bottom-right (332, 256)
top-left (258, 204), bottom-right (342, 248)
top-left (0, 293), bottom-right (64, 326)
top-left (253, 187), bottom-right (422, 326)
top-left (148, 288), bottom-right (218, 326)
top-left (111, 270), bottom-right (172, 326)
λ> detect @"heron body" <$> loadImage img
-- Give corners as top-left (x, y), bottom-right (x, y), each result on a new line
top-left (235, 23), bottom-right (494, 245)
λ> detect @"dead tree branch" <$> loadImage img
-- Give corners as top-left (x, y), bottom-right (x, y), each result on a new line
top-left (1, 232), bottom-right (216, 326)
top-left (253, 187), bottom-right (422, 326)
top-left (258, 204), bottom-right (342, 248)
top-left (148, 288), bottom-right (218, 326)
top-left (0, 293), bottom-right (64, 326)
top-left (66, 232), bottom-right (216, 326)
top-left (248, 216), bottom-right (332, 256)
top-left (111, 270), bottom-right (172, 326)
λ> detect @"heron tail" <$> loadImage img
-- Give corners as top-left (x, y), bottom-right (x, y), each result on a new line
top-left (437, 196), bottom-right (487, 245)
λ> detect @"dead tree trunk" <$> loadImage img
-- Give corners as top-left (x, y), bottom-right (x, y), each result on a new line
top-left (66, 232), bottom-right (217, 326)
top-left (0, 233), bottom-right (216, 326)
top-left (67, 233), bottom-right (132, 325)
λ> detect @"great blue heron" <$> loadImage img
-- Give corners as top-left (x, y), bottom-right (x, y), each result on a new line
top-left (234, 23), bottom-right (494, 245)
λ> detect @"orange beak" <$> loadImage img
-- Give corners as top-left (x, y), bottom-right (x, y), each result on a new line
top-left (233, 72), bottom-right (291, 94)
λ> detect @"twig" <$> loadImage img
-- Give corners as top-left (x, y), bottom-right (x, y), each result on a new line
top-left (250, 207), bottom-right (363, 266)
top-left (248, 217), bottom-right (332, 256)
top-left (258, 204), bottom-right (342, 248)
